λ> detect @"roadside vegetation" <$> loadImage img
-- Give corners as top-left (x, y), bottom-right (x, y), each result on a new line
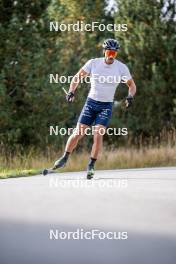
top-left (1, 144), bottom-right (175, 179)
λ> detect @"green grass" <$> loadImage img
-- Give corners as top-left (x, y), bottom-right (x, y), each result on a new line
top-left (0, 145), bottom-right (176, 179)
top-left (0, 169), bottom-right (40, 179)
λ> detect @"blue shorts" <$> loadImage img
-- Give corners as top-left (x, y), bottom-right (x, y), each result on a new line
top-left (78, 97), bottom-right (113, 127)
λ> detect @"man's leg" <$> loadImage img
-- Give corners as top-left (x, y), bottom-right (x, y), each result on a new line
top-left (65, 123), bottom-right (88, 153)
top-left (91, 125), bottom-right (105, 158)
top-left (53, 123), bottom-right (89, 169)
top-left (87, 124), bottom-right (106, 179)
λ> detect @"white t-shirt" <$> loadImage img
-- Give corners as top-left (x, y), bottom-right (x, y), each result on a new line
top-left (82, 57), bottom-right (132, 102)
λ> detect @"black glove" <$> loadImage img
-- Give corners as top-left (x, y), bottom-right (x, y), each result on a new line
top-left (125, 95), bottom-right (133, 108)
top-left (66, 91), bottom-right (75, 103)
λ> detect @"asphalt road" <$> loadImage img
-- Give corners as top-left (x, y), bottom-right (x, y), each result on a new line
top-left (0, 167), bottom-right (176, 264)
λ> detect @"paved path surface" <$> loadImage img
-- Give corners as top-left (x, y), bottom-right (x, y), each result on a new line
top-left (0, 167), bottom-right (176, 264)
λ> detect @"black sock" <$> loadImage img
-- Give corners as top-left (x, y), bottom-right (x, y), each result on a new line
top-left (63, 151), bottom-right (70, 161)
top-left (88, 157), bottom-right (97, 168)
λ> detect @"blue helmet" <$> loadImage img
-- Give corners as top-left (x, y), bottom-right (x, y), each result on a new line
top-left (102, 38), bottom-right (120, 51)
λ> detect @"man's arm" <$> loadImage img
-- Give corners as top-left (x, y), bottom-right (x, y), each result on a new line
top-left (126, 78), bottom-right (136, 97)
top-left (65, 69), bottom-right (88, 103)
top-left (69, 69), bottom-right (89, 94)
top-left (125, 79), bottom-right (136, 108)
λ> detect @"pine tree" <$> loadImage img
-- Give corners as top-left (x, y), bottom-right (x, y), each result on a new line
top-left (114, 0), bottom-right (176, 144)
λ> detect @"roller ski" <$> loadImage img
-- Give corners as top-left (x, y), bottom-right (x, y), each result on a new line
top-left (42, 152), bottom-right (69, 176)
top-left (86, 158), bottom-right (96, 179)
top-left (87, 166), bottom-right (95, 180)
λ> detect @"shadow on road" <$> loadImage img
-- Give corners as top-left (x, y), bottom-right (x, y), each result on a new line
top-left (0, 220), bottom-right (176, 264)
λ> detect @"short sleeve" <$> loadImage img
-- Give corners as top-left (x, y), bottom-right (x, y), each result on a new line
top-left (82, 59), bottom-right (93, 74)
top-left (120, 64), bottom-right (132, 82)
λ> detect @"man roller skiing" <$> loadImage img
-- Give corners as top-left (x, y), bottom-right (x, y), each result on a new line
top-left (43, 38), bottom-right (136, 179)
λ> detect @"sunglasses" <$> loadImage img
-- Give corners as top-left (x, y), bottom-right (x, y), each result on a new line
top-left (105, 50), bottom-right (117, 58)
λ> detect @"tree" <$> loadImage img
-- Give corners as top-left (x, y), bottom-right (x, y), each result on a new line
top-left (0, 0), bottom-right (113, 153)
top-left (113, 0), bottom-right (176, 145)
